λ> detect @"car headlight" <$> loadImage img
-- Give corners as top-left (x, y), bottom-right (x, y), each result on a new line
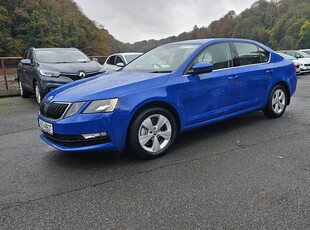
top-left (83, 98), bottom-right (118, 114)
top-left (64, 102), bottom-right (86, 118)
top-left (39, 69), bottom-right (61, 77)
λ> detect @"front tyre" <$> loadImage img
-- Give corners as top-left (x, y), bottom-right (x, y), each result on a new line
top-left (130, 107), bottom-right (177, 159)
top-left (34, 81), bottom-right (44, 105)
top-left (263, 85), bottom-right (287, 118)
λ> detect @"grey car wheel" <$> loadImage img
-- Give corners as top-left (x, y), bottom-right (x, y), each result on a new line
top-left (263, 85), bottom-right (287, 118)
top-left (130, 107), bottom-right (177, 159)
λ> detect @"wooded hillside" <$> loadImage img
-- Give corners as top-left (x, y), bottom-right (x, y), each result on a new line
top-left (0, 0), bottom-right (309, 56)
top-left (126, 0), bottom-right (310, 52)
top-left (0, 0), bottom-right (125, 56)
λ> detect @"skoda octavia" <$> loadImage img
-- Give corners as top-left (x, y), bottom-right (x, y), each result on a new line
top-left (38, 39), bottom-right (297, 159)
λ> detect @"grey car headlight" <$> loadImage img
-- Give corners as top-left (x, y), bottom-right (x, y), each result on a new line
top-left (39, 69), bottom-right (61, 77)
top-left (83, 99), bottom-right (118, 114)
top-left (64, 102), bottom-right (86, 118)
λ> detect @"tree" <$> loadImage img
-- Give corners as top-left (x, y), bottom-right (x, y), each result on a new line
top-left (299, 20), bottom-right (310, 48)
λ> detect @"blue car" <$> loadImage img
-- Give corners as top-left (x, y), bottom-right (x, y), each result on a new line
top-left (38, 38), bottom-right (297, 159)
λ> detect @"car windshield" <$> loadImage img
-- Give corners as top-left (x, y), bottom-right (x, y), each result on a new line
top-left (122, 44), bottom-right (200, 73)
top-left (297, 51), bottom-right (310, 58)
top-left (124, 54), bottom-right (142, 63)
top-left (301, 50), bottom-right (310, 55)
top-left (278, 53), bottom-right (296, 60)
top-left (35, 50), bottom-right (90, 63)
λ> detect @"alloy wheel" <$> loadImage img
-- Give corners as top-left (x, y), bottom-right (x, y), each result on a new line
top-left (138, 114), bottom-right (172, 154)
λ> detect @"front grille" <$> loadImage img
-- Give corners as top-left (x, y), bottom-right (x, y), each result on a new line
top-left (40, 101), bottom-right (69, 119)
top-left (43, 133), bottom-right (111, 147)
top-left (62, 72), bottom-right (100, 80)
top-left (305, 64), bottom-right (310, 67)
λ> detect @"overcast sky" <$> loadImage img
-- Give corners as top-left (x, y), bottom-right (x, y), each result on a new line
top-left (73, 0), bottom-right (259, 43)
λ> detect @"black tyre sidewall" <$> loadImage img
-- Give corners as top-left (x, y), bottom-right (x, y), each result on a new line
top-left (130, 107), bottom-right (177, 159)
top-left (19, 80), bottom-right (30, 98)
top-left (264, 85), bottom-right (287, 118)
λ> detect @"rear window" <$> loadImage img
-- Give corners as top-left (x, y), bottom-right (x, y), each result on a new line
top-left (234, 43), bottom-right (262, 66)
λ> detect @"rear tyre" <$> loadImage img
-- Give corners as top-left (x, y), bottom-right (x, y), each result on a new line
top-left (263, 85), bottom-right (287, 118)
top-left (130, 107), bottom-right (177, 159)
top-left (19, 80), bottom-right (31, 98)
top-left (34, 81), bottom-right (44, 105)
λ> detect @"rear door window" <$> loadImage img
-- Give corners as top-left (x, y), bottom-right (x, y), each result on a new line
top-left (234, 43), bottom-right (262, 66)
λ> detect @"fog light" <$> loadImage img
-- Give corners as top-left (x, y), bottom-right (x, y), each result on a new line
top-left (82, 132), bottom-right (107, 140)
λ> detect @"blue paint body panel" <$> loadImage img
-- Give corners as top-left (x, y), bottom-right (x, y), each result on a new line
top-left (38, 38), bottom-right (297, 152)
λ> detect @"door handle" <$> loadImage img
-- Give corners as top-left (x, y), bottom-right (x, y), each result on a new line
top-left (266, 70), bottom-right (273, 74)
top-left (228, 75), bottom-right (238, 81)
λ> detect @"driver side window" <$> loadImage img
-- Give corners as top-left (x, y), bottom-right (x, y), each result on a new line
top-left (193, 43), bottom-right (233, 70)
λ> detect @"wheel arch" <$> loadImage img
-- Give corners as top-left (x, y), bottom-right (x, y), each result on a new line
top-left (274, 80), bottom-right (291, 105)
top-left (126, 101), bottom-right (182, 144)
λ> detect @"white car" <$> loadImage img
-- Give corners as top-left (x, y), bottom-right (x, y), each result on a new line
top-left (103, 52), bottom-right (143, 72)
top-left (278, 50), bottom-right (310, 73)
top-left (300, 49), bottom-right (310, 55)
top-left (277, 53), bottom-right (301, 75)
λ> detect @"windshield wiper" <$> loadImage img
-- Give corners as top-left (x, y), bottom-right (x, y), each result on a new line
top-left (150, 70), bottom-right (172, 73)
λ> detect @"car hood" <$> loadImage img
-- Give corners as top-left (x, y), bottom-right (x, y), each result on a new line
top-left (47, 71), bottom-right (170, 102)
top-left (295, 58), bottom-right (310, 64)
top-left (39, 61), bottom-right (103, 74)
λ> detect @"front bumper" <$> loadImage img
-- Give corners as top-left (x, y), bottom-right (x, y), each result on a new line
top-left (39, 75), bottom-right (74, 96)
top-left (38, 112), bottom-right (126, 152)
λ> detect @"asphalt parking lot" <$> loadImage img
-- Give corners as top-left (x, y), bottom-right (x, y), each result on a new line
top-left (1, 73), bottom-right (310, 229)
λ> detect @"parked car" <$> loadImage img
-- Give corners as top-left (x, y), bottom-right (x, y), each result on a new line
top-left (277, 50), bottom-right (310, 73)
top-left (38, 39), bottom-right (297, 159)
top-left (277, 53), bottom-right (301, 74)
top-left (103, 52), bottom-right (143, 72)
top-left (300, 49), bottom-right (310, 55)
top-left (17, 47), bottom-right (106, 104)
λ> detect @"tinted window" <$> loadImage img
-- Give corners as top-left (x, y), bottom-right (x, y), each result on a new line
top-left (235, 43), bottom-right (261, 66)
top-left (107, 56), bottom-right (116, 65)
top-left (28, 50), bottom-right (34, 63)
top-left (115, 56), bottom-right (124, 65)
top-left (258, 47), bottom-right (270, 63)
top-left (194, 43), bottom-right (233, 70)
top-left (23, 51), bottom-right (29, 59)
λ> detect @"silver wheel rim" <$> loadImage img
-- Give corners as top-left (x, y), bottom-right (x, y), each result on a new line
top-left (138, 114), bottom-right (172, 154)
top-left (35, 84), bottom-right (41, 104)
top-left (272, 89), bottom-right (286, 114)
top-left (19, 81), bottom-right (23, 96)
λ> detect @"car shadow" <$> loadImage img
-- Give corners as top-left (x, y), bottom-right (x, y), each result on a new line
top-left (47, 111), bottom-right (268, 169)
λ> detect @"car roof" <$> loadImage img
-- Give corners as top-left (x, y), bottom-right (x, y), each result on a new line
top-left (168, 38), bottom-right (264, 45)
top-left (33, 48), bottom-right (80, 52)
top-left (110, 52), bottom-right (143, 56)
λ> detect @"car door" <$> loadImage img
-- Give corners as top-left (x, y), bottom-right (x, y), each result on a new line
top-left (104, 55), bottom-right (119, 71)
top-left (182, 42), bottom-right (239, 125)
top-left (233, 42), bottom-right (272, 111)
top-left (23, 49), bottom-right (36, 91)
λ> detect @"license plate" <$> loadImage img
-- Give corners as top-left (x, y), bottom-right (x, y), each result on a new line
top-left (39, 119), bottom-right (53, 135)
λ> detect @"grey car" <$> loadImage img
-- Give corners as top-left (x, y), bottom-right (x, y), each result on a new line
top-left (17, 48), bottom-right (106, 104)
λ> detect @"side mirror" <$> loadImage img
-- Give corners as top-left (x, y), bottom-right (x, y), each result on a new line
top-left (92, 57), bottom-right (99, 62)
top-left (187, 62), bottom-right (213, 75)
top-left (116, 62), bottom-right (125, 67)
top-left (21, 59), bottom-right (32, 65)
